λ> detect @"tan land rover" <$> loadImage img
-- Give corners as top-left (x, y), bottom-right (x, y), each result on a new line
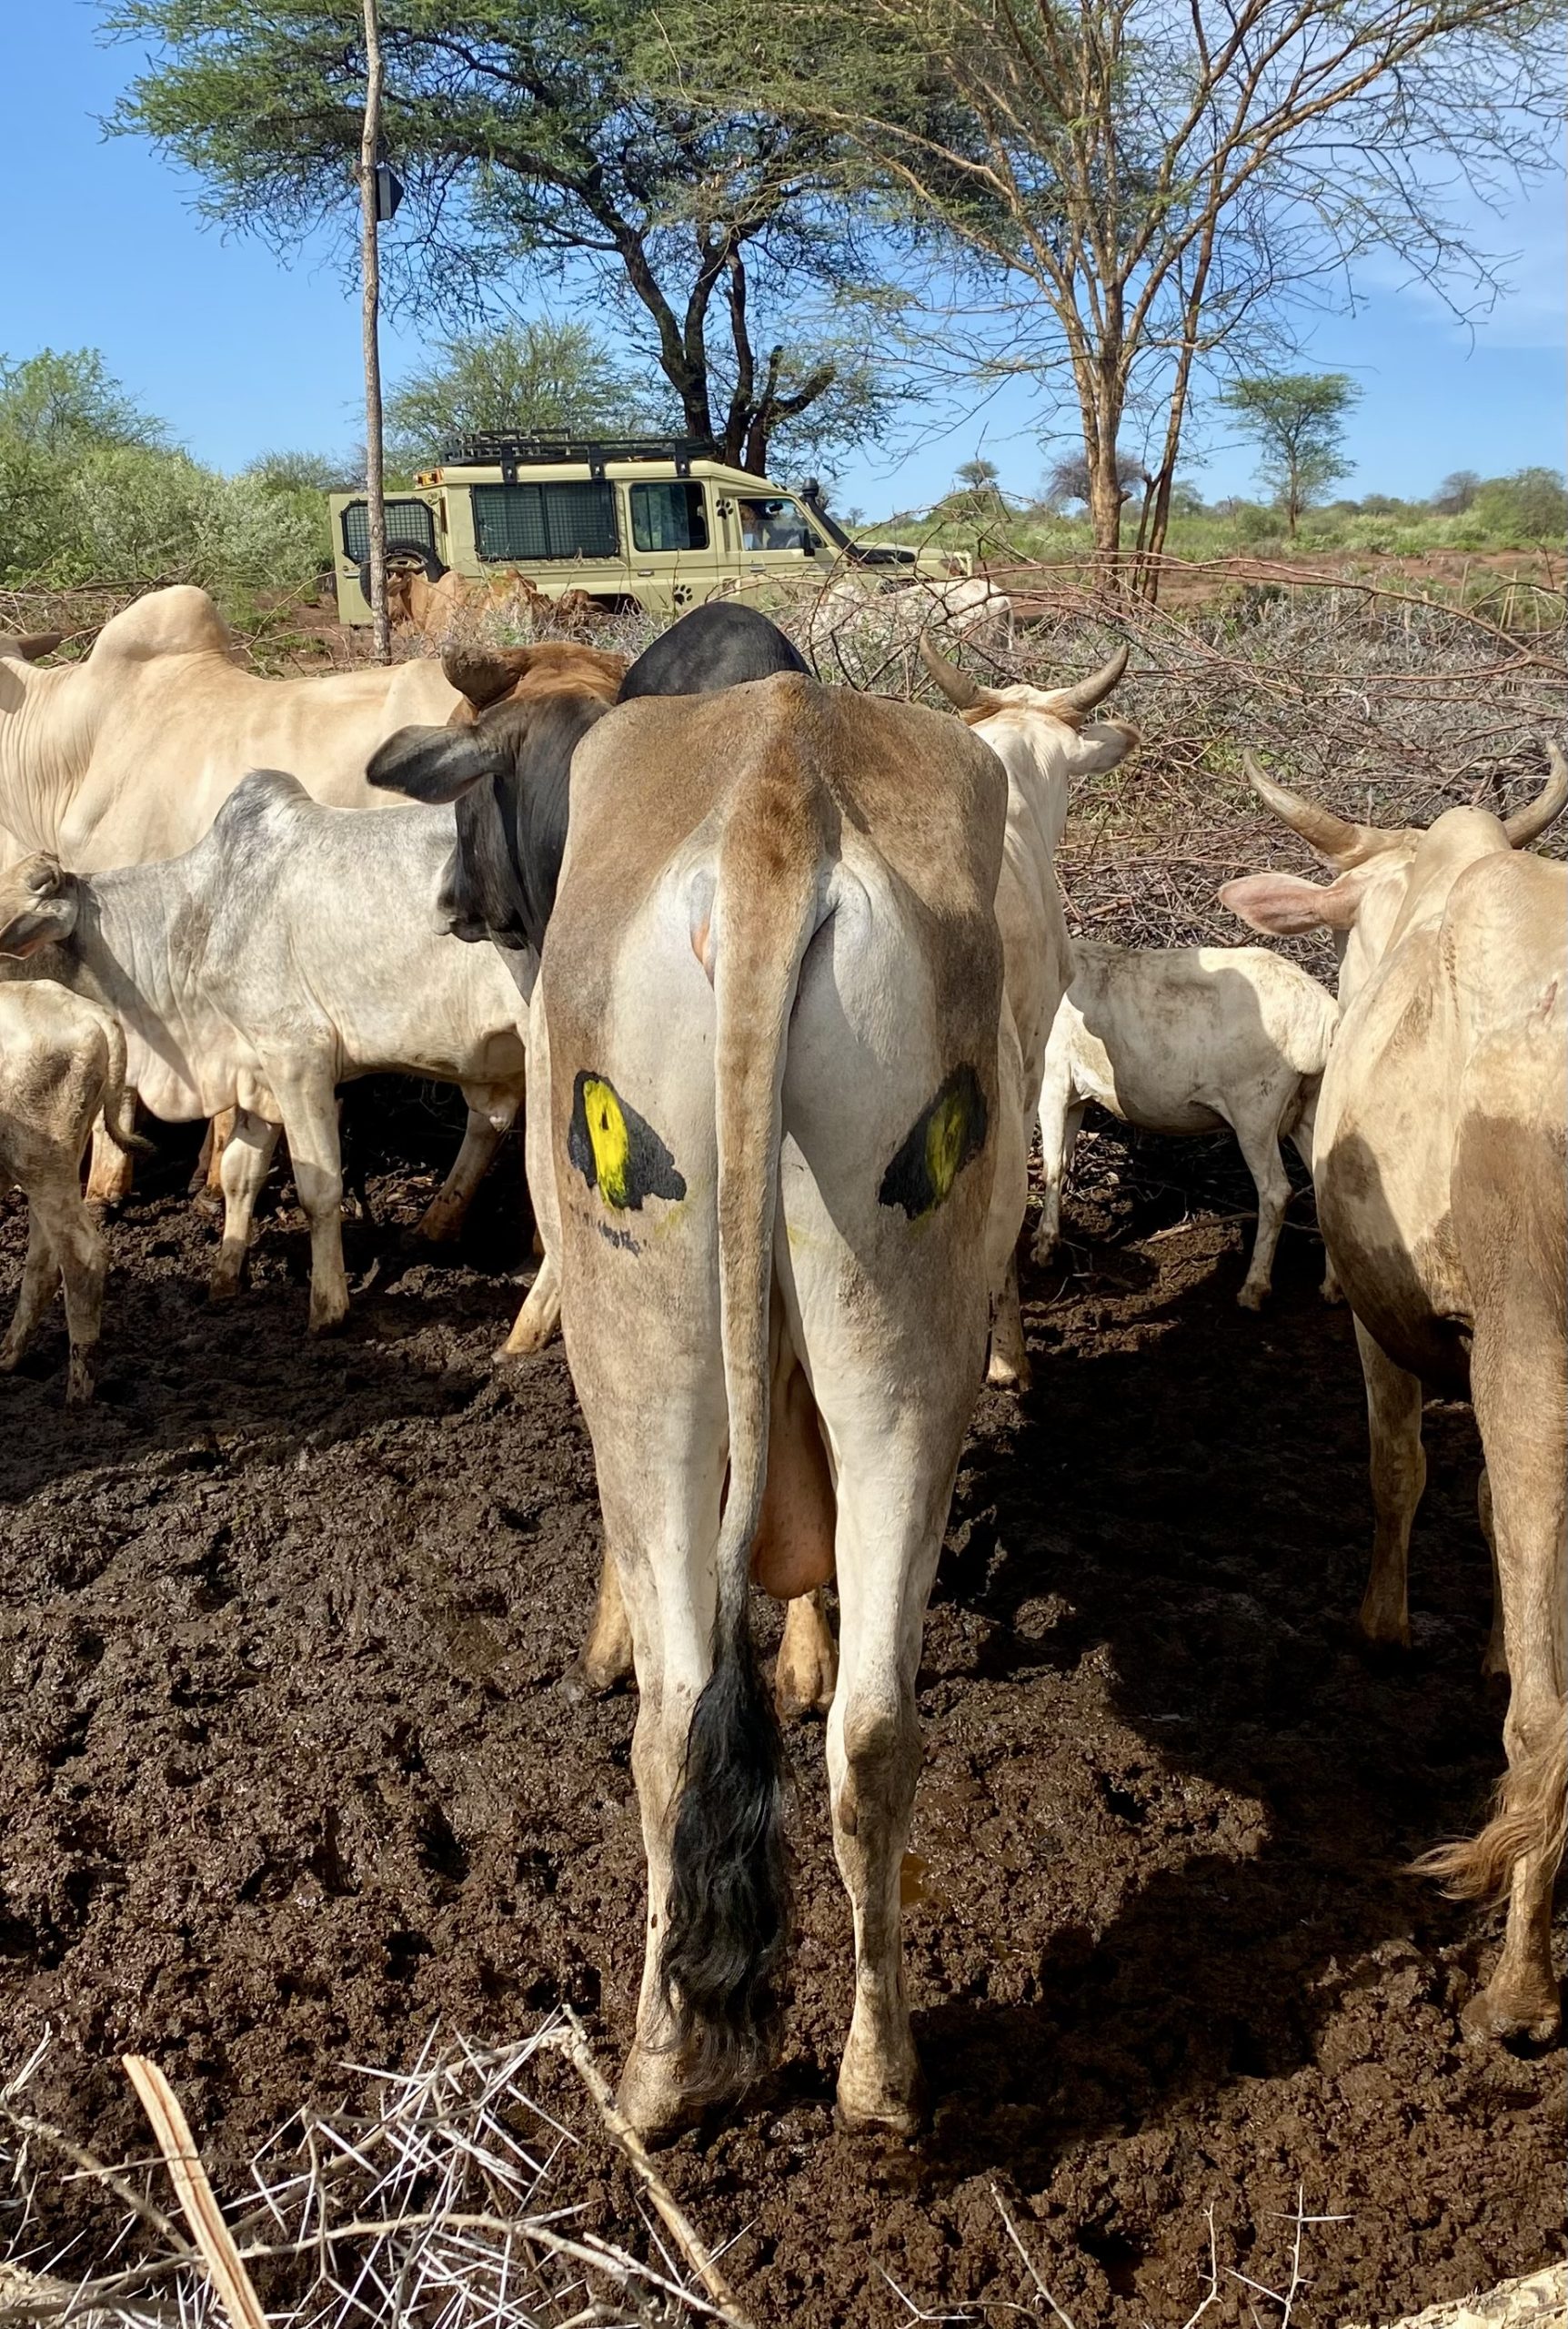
top-left (327, 433), bottom-right (968, 624)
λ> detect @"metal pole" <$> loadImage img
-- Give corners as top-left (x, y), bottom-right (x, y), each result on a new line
top-left (359, 0), bottom-right (390, 663)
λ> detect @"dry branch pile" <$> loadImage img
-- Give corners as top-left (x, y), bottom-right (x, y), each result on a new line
top-left (0, 2019), bottom-right (746, 2329)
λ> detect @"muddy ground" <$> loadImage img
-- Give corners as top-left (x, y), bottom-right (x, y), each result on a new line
top-left (0, 1099), bottom-right (1560, 2326)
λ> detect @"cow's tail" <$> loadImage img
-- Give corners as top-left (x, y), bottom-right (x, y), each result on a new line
top-left (1413, 1721), bottom-right (1567, 1901)
top-left (96, 1010), bottom-right (152, 1156)
top-left (658, 759), bottom-right (827, 2100)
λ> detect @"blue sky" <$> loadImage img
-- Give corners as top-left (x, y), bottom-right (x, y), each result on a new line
top-left (5, 5), bottom-right (1563, 518)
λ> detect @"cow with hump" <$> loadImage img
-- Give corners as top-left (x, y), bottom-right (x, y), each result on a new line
top-left (380, 620), bottom-right (1009, 2141)
top-left (1222, 744), bottom-right (1568, 2048)
top-left (0, 588), bottom-right (462, 1203)
top-left (0, 774), bottom-right (530, 1335)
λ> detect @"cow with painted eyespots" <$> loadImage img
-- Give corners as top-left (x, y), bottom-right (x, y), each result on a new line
top-left (374, 641), bottom-right (1010, 2142)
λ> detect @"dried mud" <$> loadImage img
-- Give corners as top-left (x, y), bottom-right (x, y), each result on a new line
top-left (0, 1104), bottom-right (1560, 2325)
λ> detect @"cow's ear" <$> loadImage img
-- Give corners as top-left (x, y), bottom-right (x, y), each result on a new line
top-left (1219, 870), bottom-right (1363, 934)
top-left (367, 724), bottom-right (508, 805)
top-left (0, 632), bottom-right (62, 665)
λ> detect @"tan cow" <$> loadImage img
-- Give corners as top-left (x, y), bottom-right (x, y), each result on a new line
top-left (528, 671), bottom-right (1008, 2141)
top-left (1221, 748), bottom-right (1567, 2046)
top-left (0, 983), bottom-right (146, 1404)
top-left (0, 589), bottom-right (461, 1205)
top-left (919, 640), bottom-right (1140, 1387)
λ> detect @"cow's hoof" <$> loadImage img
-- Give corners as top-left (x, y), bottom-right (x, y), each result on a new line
top-left (615, 2043), bottom-right (706, 2147)
top-left (986, 1350), bottom-right (1031, 1393)
top-left (0, 1347), bottom-right (20, 1377)
top-left (1461, 1982), bottom-right (1560, 2049)
top-left (1236, 1283), bottom-right (1269, 1312)
top-left (207, 1276), bottom-right (241, 1306)
top-left (1321, 1273), bottom-right (1344, 1306)
top-left (65, 1359), bottom-right (96, 1408)
top-left (835, 2065), bottom-right (926, 2141)
top-left (414, 1207), bottom-right (464, 1245)
top-left (308, 1304), bottom-right (349, 1336)
top-left (1356, 1603), bottom-right (1412, 1652)
top-left (559, 1652), bottom-right (630, 1704)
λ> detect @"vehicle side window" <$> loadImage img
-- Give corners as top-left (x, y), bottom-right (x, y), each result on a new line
top-left (630, 481), bottom-right (709, 553)
top-left (737, 497), bottom-right (811, 554)
top-left (471, 481), bottom-right (619, 561)
top-left (340, 499), bottom-right (437, 561)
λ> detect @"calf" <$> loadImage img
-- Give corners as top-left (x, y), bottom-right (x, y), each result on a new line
top-left (0, 984), bottom-right (146, 1403)
top-left (0, 775), bottom-right (528, 1333)
top-left (1033, 941), bottom-right (1339, 1306)
top-left (1222, 747), bottom-right (1567, 2046)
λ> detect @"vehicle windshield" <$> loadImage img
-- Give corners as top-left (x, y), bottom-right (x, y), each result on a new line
top-left (737, 497), bottom-right (813, 554)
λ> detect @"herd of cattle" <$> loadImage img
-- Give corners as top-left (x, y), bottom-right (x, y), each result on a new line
top-left (0, 583), bottom-right (1562, 2143)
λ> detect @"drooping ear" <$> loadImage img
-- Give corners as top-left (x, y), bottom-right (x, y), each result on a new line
top-left (442, 642), bottom-right (537, 710)
top-left (1219, 869), bottom-right (1365, 935)
top-left (0, 632), bottom-right (62, 664)
top-left (367, 724), bottom-right (510, 805)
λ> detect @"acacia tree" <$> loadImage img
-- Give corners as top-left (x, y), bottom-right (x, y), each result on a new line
top-left (670, 0), bottom-right (1563, 589)
top-left (384, 320), bottom-right (659, 466)
top-left (104, 0), bottom-right (903, 473)
top-left (1221, 370), bottom-right (1359, 534)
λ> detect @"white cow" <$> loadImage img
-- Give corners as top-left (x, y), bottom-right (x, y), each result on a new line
top-left (806, 572), bottom-right (1013, 668)
top-left (0, 773), bottom-right (528, 1332)
top-left (918, 640), bottom-right (1139, 1387)
top-left (1033, 942), bottom-right (1340, 1306)
top-left (0, 984), bottom-right (146, 1403)
top-left (0, 589), bottom-right (461, 1201)
top-left (1221, 749), bottom-right (1567, 2047)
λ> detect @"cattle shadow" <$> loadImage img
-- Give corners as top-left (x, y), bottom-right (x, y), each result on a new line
top-left (885, 1136), bottom-right (1535, 2188)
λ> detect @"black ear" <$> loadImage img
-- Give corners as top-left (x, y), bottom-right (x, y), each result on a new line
top-left (367, 724), bottom-right (510, 806)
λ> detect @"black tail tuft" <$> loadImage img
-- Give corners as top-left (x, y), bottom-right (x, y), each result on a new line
top-left (658, 1601), bottom-right (792, 2100)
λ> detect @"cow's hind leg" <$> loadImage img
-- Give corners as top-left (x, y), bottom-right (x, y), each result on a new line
top-left (1231, 1107), bottom-right (1292, 1308)
top-left (561, 1551), bottom-right (635, 1700)
top-left (0, 1207), bottom-right (60, 1376)
top-left (37, 1185), bottom-right (107, 1406)
top-left (1031, 1083), bottom-right (1085, 1268)
top-left (85, 1110), bottom-right (136, 1211)
top-left (987, 1251), bottom-right (1030, 1391)
top-left (276, 1070), bottom-right (351, 1332)
top-left (1354, 1318), bottom-right (1424, 1648)
top-left (498, 1250), bottom-right (560, 1357)
top-left (417, 1083), bottom-right (518, 1243)
top-left (1434, 1289), bottom-right (1565, 2045)
top-left (1477, 1468), bottom-right (1509, 1681)
top-left (209, 1110), bottom-right (280, 1302)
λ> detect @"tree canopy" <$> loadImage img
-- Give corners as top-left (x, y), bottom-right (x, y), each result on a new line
top-left (1220, 371), bottom-right (1361, 534)
top-left (105, 0), bottom-right (907, 474)
top-left (658, 0), bottom-right (1564, 585)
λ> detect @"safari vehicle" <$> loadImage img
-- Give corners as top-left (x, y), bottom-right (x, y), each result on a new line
top-left (328, 433), bottom-right (968, 625)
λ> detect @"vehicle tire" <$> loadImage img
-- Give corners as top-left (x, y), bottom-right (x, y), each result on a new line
top-left (357, 539), bottom-right (447, 602)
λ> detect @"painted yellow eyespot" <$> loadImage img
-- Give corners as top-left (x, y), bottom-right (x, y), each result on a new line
top-left (568, 1070), bottom-right (687, 1214)
top-left (880, 1064), bottom-right (988, 1220)
top-left (581, 1076), bottom-right (632, 1209)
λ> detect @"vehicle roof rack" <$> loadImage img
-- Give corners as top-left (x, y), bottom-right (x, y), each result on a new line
top-left (442, 432), bottom-right (721, 482)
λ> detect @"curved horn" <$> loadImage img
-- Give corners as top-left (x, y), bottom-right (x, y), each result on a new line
top-left (1503, 741), bottom-right (1568, 848)
top-left (1057, 641), bottom-right (1130, 717)
top-left (0, 632), bottom-right (62, 665)
top-left (919, 635), bottom-right (985, 711)
top-left (1241, 752), bottom-right (1377, 865)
